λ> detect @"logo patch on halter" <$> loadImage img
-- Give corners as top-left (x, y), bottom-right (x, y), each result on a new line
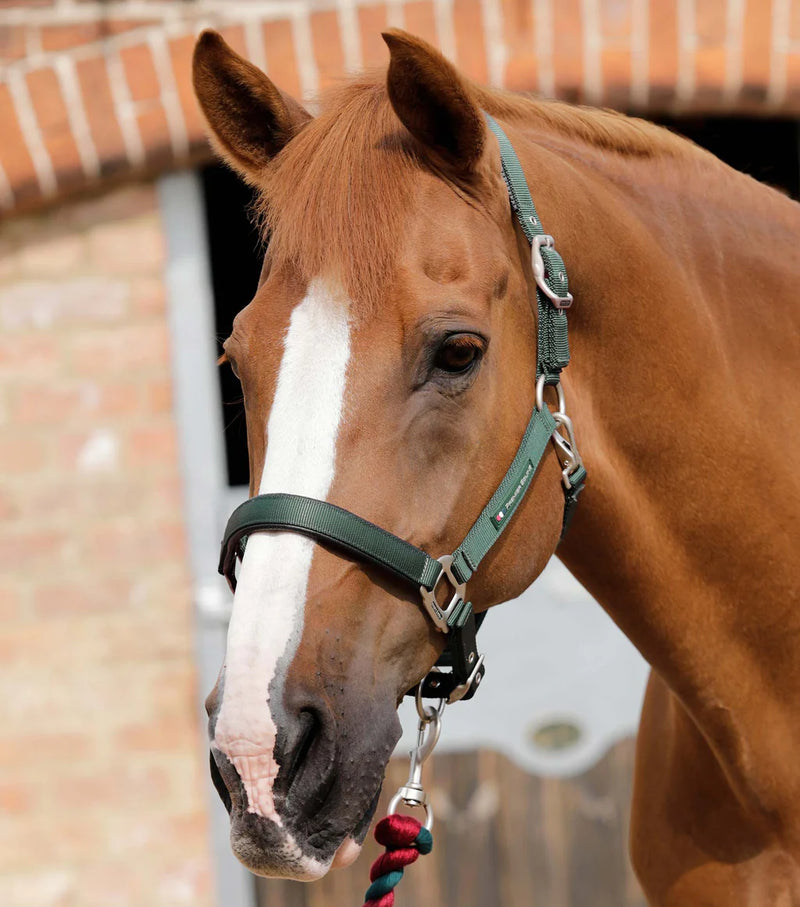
top-left (492, 460), bottom-right (534, 530)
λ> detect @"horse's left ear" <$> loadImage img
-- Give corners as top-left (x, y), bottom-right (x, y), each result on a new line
top-left (382, 29), bottom-right (486, 176)
top-left (192, 30), bottom-right (311, 181)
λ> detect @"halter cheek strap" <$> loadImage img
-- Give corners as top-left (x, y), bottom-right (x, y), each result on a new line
top-left (218, 115), bottom-right (586, 704)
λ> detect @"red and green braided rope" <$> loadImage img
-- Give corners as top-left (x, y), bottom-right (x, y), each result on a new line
top-left (362, 815), bottom-right (433, 907)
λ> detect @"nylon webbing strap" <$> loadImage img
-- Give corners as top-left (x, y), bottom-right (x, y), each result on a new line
top-left (449, 405), bottom-right (556, 584)
top-left (219, 493), bottom-right (442, 591)
top-left (484, 113), bottom-right (571, 382)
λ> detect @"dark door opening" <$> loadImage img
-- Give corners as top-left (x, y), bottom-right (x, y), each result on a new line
top-left (200, 162), bottom-right (262, 488)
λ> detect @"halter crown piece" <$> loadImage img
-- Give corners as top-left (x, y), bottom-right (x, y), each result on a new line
top-left (218, 114), bottom-right (586, 705)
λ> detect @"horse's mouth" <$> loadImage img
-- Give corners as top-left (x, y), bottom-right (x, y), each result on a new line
top-left (209, 746), bottom-right (384, 879)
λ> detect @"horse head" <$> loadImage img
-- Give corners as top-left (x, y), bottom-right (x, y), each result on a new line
top-left (193, 29), bottom-right (567, 879)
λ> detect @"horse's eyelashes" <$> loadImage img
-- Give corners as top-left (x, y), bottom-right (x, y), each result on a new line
top-left (431, 333), bottom-right (485, 377)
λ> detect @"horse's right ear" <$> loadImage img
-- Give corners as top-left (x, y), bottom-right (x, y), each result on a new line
top-left (192, 30), bottom-right (311, 180)
top-left (382, 29), bottom-right (485, 176)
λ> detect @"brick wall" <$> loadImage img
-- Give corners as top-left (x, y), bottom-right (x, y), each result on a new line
top-left (2, 0), bottom-right (800, 215)
top-left (0, 183), bottom-right (213, 907)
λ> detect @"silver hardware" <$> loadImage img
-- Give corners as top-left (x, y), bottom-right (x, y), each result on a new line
top-left (419, 554), bottom-right (467, 633)
top-left (535, 375), bottom-right (566, 415)
top-left (531, 234), bottom-right (573, 310)
top-left (552, 412), bottom-right (584, 489)
top-left (446, 653), bottom-right (485, 704)
top-left (535, 377), bottom-right (584, 488)
top-left (388, 706), bottom-right (443, 831)
top-left (415, 681), bottom-right (447, 723)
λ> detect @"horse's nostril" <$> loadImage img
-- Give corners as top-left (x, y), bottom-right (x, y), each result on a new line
top-left (209, 750), bottom-right (232, 814)
top-left (283, 709), bottom-right (319, 792)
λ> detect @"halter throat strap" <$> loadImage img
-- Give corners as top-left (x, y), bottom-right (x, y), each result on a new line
top-left (218, 116), bottom-right (585, 702)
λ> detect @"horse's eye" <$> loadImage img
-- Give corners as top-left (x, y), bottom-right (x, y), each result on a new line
top-left (433, 334), bottom-right (483, 374)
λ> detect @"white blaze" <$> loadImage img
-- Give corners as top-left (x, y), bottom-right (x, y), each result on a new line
top-left (213, 278), bottom-right (351, 824)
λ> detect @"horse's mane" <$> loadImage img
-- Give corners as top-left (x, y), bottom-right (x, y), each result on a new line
top-left (256, 73), bottom-right (698, 308)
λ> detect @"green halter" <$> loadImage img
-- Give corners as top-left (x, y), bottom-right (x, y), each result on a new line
top-left (219, 114), bottom-right (586, 703)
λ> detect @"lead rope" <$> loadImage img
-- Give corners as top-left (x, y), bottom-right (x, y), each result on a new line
top-left (361, 694), bottom-right (443, 906)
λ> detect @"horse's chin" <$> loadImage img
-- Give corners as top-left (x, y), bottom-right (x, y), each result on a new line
top-left (229, 811), bottom-right (331, 880)
top-left (227, 787), bottom-right (376, 880)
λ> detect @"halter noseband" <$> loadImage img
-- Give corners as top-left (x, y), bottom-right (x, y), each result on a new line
top-left (218, 114), bottom-right (586, 704)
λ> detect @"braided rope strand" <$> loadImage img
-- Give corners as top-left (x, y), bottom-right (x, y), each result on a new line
top-left (362, 815), bottom-right (433, 907)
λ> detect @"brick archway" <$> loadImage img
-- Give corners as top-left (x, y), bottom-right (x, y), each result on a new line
top-left (2, 0), bottom-right (800, 214)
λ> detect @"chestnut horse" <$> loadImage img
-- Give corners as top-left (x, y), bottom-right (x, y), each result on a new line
top-left (192, 28), bottom-right (800, 904)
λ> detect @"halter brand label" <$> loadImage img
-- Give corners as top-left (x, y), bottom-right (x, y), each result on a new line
top-left (492, 460), bottom-right (534, 530)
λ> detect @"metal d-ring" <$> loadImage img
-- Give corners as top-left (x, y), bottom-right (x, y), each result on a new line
top-left (415, 680), bottom-right (447, 723)
top-left (535, 375), bottom-right (566, 415)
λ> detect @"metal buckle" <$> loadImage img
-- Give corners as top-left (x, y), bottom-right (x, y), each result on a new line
top-left (446, 653), bottom-right (485, 704)
top-left (419, 555), bottom-right (467, 633)
top-left (531, 234), bottom-right (573, 310)
top-left (536, 376), bottom-right (584, 488)
top-left (552, 412), bottom-right (584, 489)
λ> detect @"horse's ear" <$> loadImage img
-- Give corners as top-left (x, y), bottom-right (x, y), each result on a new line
top-left (192, 30), bottom-right (311, 180)
top-left (382, 29), bottom-right (485, 175)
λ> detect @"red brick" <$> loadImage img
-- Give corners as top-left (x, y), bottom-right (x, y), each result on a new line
top-left (648, 0), bottom-right (679, 103)
top-left (263, 20), bottom-right (302, 100)
top-left (695, 46), bottom-right (727, 93)
top-left (127, 423), bottom-right (178, 466)
top-left (11, 384), bottom-right (87, 424)
top-left (0, 24), bottom-right (27, 62)
top-left (26, 67), bottom-right (85, 190)
top-left (404, 1), bottom-right (438, 46)
top-left (741, 0), bottom-right (772, 98)
top-left (130, 276), bottom-right (166, 316)
top-left (120, 42), bottom-right (160, 103)
top-left (0, 434), bottom-right (47, 473)
top-left (311, 10), bottom-right (345, 88)
top-left (217, 24), bottom-right (247, 57)
top-left (0, 527), bottom-right (68, 571)
top-left (553, 0), bottom-right (583, 98)
top-left (454, 0), bottom-right (488, 83)
top-left (33, 576), bottom-right (131, 618)
top-left (136, 105), bottom-right (173, 167)
top-left (0, 781), bottom-right (33, 814)
top-left (41, 19), bottom-right (155, 52)
top-left (0, 580), bottom-right (21, 622)
top-left (0, 84), bottom-right (40, 206)
top-left (69, 324), bottom-right (169, 376)
top-left (99, 381), bottom-right (143, 416)
top-left (695, 0), bottom-right (727, 45)
top-left (116, 716), bottom-right (198, 753)
top-left (785, 54), bottom-right (800, 107)
top-left (0, 335), bottom-right (60, 377)
top-left (0, 734), bottom-right (92, 772)
top-left (169, 33), bottom-right (206, 149)
top-left (144, 378), bottom-right (173, 414)
top-left (75, 56), bottom-right (129, 178)
top-left (502, 0), bottom-right (537, 91)
top-left (50, 764), bottom-right (171, 811)
top-left (84, 518), bottom-right (185, 564)
top-left (600, 0), bottom-right (633, 43)
top-left (602, 49), bottom-right (633, 100)
top-left (358, 5), bottom-right (389, 68)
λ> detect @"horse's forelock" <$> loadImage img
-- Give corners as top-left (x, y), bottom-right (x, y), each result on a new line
top-left (255, 77), bottom-right (422, 311)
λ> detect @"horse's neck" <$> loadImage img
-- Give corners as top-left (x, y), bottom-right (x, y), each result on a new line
top-left (519, 125), bottom-right (800, 803)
